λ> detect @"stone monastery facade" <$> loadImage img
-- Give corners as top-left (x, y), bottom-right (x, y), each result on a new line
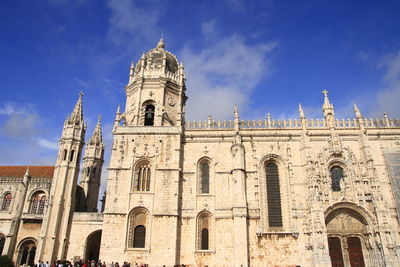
top-left (1, 39), bottom-right (400, 267)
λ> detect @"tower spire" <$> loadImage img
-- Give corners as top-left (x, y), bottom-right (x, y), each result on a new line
top-left (89, 115), bottom-right (103, 145)
top-left (67, 91), bottom-right (84, 125)
top-left (321, 89), bottom-right (335, 127)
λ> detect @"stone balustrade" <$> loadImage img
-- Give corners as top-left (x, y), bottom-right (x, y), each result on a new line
top-left (184, 117), bottom-right (400, 130)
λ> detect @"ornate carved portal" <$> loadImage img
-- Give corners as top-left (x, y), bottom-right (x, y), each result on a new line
top-left (326, 208), bottom-right (367, 267)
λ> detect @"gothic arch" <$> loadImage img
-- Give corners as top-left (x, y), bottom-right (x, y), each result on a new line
top-left (325, 204), bottom-right (372, 267)
top-left (132, 159), bottom-right (152, 192)
top-left (16, 238), bottom-right (37, 266)
top-left (1, 191), bottom-right (12, 211)
top-left (197, 157), bottom-right (213, 194)
top-left (26, 190), bottom-right (48, 214)
top-left (196, 210), bottom-right (213, 251)
top-left (127, 207), bottom-right (150, 249)
top-left (258, 154), bottom-right (289, 230)
top-left (324, 201), bottom-right (376, 226)
top-left (140, 99), bottom-right (156, 126)
top-left (84, 230), bottom-right (102, 261)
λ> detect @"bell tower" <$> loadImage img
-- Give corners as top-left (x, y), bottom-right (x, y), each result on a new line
top-left (37, 92), bottom-right (86, 263)
top-left (120, 38), bottom-right (187, 127)
top-left (102, 39), bottom-right (186, 266)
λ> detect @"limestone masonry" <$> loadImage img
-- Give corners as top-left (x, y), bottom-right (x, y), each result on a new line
top-left (1, 39), bottom-right (400, 267)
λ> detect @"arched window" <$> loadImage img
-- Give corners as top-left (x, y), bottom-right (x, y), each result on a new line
top-left (266, 162), bottom-right (282, 227)
top-left (70, 150), bottom-right (75, 162)
top-left (128, 208), bottom-right (148, 249)
top-left (1, 193), bottom-right (12, 211)
top-left (197, 212), bottom-right (211, 250)
top-left (30, 192), bottom-right (46, 214)
top-left (331, 166), bottom-right (344, 191)
top-left (38, 196), bottom-right (46, 214)
top-left (200, 162), bottom-right (210, 194)
top-left (144, 104), bottom-right (155, 126)
top-left (134, 163), bottom-right (151, 192)
top-left (133, 225), bottom-right (146, 248)
top-left (17, 240), bottom-right (36, 266)
top-left (0, 234), bottom-right (5, 255)
top-left (201, 228), bottom-right (209, 250)
top-left (63, 149), bottom-right (67, 161)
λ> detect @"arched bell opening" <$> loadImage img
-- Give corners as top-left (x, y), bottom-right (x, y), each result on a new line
top-left (325, 207), bottom-right (369, 267)
top-left (84, 230), bottom-right (102, 261)
top-left (144, 104), bottom-right (155, 126)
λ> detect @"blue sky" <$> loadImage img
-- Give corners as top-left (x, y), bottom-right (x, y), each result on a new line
top-left (1, 0), bottom-right (400, 170)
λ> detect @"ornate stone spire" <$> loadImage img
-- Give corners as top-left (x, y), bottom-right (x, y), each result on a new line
top-left (322, 89), bottom-right (335, 127)
top-left (234, 104), bottom-right (240, 133)
top-left (157, 36), bottom-right (165, 49)
top-left (354, 103), bottom-right (362, 119)
top-left (67, 91), bottom-right (84, 125)
top-left (299, 103), bottom-right (305, 119)
top-left (89, 115), bottom-right (104, 146)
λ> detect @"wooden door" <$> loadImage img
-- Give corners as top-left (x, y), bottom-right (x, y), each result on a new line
top-left (347, 237), bottom-right (365, 267)
top-left (328, 237), bottom-right (345, 267)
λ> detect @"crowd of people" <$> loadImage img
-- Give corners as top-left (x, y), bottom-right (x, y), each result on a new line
top-left (30, 261), bottom-right (189, 267)
top-left (30, 261), bottom-right (151, 267)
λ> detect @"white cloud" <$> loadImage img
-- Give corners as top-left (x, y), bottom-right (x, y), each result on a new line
top-left (106, 0), bottom-right (164, 46)
top-left (181, 34), bottom-right (278, 120)
top-left (1, 113), bottom-right (39, 138)
top-left (372, 51), bottom-right (400, 117)
top-left (0, 103), bottom-right (33, 115)
top-left (37, 137), bottom-right (59, 150)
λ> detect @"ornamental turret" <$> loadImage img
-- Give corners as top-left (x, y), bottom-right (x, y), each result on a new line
top-left (322, 90), bottom-right (335, 128)
top-left (117, 38), bottom-right (187, 127)
top-left (80, 116), bottom-right (105, 212)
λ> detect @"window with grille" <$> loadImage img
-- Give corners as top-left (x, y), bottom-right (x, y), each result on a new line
top-left (30, 192), bottom-right (46, 214)
top-left (198, 213), bottom-right (211, 250)
top-left (128, 209), bottom-right (148, 249)
top-left (266, 162), bottom-right (282, 227)
top-left (331, 166), bottom-right (344, 191)
top-left (1, 193), bottom-right (12, 211)
top-left (133, 225), bottom-right (146, 248)
top-left (134, 164), bottom-right (151, 191)
top-left (201, 228), bottom-right (209, 250)
top-left (200, 162), bottom-right (210, 194)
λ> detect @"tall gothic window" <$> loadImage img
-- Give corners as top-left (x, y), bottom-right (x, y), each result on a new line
top-left (331, 166), bottom-right (344, 192)
top-left (198, 212), bottom-right (211, 250)
top-left (266, 162), bottom-right (283, 227)
top-left (144, 104), bottom-right (155, 126)
top-left (133, 225), bottom-right (146, 248)
top-left (134, 163), bottom-right (151, 192)
top-left (1, 193), bottom-right (12, 211)
top-left (200, 161), bottom-right (210, 194)
top-left (128, 208), bottom-right (148, 249)
top-left (30, 191), bottom-right (46, 214)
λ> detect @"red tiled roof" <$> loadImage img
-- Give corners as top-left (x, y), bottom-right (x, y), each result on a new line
top-left (0, 166), bottom-right (55, 178)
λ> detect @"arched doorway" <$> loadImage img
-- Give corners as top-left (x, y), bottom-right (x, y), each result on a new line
top-left (0, 234), bottom-right (5, 255)
top-left (325, 208), bottom-right (368, 267)
top-left (17, 239), bottom-right (36, 266)
top-left (85, 230), bottom-right (102, 261)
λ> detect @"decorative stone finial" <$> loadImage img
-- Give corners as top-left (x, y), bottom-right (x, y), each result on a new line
top-left (354, 103), bottom-right (362, 118)
top-left (24, 166), bottom-right (30, 177)
top-left (234, 104), bottom-right (239, 118)
top-left (157, 36), bottom-right (165, 49)
top-left (116, 104), bottom-right (121, 115)
top-left (299, 103), bottom-right (305, 119)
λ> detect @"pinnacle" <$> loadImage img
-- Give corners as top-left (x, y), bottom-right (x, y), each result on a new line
top-left (89, 115), bottom-right (103, 146)
top-left (67, 92), bottom-right (84, 125)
